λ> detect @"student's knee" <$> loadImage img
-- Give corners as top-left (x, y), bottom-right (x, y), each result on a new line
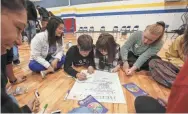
top-left (148, 59), bottom-right (158, 68)
top-left (60, 55), bottom-right (66, 63)
top-left (56, 56), bottom-right (66, 70)
top-left (58, 56), bottom-right (66, 65)
top-left (29, 60), bottom-right (46, 72)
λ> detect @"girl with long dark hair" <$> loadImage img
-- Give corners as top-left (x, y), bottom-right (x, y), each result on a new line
top-left (29, 16), bottom-right (65, 78)
top-left (95, 33), bottom-right (122, 72)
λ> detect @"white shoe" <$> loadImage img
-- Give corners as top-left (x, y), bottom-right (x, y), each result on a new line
top-left (61, 64), bottom-right (64, 69)
top-left (40, 71), bottom-right (46, 79)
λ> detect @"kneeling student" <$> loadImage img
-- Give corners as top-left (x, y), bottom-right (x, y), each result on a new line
top-left (120, 21), bottom-right (165, 75)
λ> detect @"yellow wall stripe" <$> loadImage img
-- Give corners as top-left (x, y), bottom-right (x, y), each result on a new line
top-left (52, 1), bottom-right (187, 14)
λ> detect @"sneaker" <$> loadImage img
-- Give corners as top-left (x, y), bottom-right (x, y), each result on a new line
top-left (13, 60), bottom-right (20, 65)
top-left (61, 64), bottom-right (64, 69)
top-left (40, 71), bottom-right (46, 79)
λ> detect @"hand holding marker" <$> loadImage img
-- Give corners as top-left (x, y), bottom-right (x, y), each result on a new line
top-left (74, 71), bottom-right (93, 82)
top-left (80, 72), bottom-right (87, 80)
top-left (33, 89), bottom-right (40, 112)
top-left (34, 90), bottom-right (48, 113)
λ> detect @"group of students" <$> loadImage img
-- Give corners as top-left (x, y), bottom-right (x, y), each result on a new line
top-left (28, 17), bottom-right (166, 81)
top-left (1, 0), bottom-right (188, 113)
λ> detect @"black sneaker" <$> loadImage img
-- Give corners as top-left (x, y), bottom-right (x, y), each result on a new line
top-left (13, 60), bottom-right (20, 65)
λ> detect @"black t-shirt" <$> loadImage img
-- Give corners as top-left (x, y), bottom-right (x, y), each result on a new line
top-left (64, 45), bottom-right (95, 77)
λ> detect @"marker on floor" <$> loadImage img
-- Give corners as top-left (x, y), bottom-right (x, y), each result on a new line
top-left (64, 90), bottom-right (70, 100)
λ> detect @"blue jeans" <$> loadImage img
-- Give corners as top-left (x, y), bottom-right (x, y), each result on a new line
top-left (25, 20), bottom-right (36, 44)
top-left (29, 56), bottom-right (65, 72)
top-left (13, 45), bottom-right (19, 61)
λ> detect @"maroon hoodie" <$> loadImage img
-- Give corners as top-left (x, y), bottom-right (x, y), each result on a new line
top-left (167, 59), bottom-right (188, 113)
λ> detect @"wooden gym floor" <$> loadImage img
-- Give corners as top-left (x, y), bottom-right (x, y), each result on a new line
top-left (9, 33), bottom-right (173, 113)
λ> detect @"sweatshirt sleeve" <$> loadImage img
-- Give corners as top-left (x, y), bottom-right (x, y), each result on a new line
top-left (166, 60), bottom-right (188, 113)
top-left (64, 47), bottom-right (78, 78)
top-left (117, 46), bottom-right (123, 66)
top-left (30, 35), bottom-right (50, 69)
top-left (120, 32), bottom-right (138, 62)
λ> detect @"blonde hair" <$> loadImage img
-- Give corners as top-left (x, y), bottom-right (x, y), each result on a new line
top-left (145, 24), bottom-right (165, 39)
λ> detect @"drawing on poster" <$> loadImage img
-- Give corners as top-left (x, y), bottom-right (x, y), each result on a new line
top-left (67, 70), bottom-right (126, 104)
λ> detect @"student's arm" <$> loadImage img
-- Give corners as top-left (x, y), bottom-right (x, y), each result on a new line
top-left (54, 43), bottom-right (64, 61)
top-left (133, 41), bottom-right (164, 69)
top-left (117, 45), bottom-right (123, 65)
top-left (64, 47), bottom-right (78, 77)
top-left (111, 47), bottom-right (122, 72)
top-left (30, 36), bottom-right (50, 69)
top-left (120, 32), bottom-right (138, 62)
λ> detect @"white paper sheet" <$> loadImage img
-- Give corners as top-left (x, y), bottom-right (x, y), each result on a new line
top-left (67, 70), bottom-right (126, 104)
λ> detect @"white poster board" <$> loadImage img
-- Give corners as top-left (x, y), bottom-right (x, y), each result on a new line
top-left (67, 70), bottom-right (126, 104)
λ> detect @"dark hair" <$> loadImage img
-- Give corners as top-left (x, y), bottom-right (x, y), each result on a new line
top-left (77, 34), bottom-right (93, 51)
top-left (156, 21), bottom-right (165, 29)
top-left (183, 23), bottom-right (188, 56)
top-left (49, 11), bottom-right (55, 17)
top-left (2, 0), bottom-right (26, 12)
top-left (46, 16), bottom-right (64, 47)
top-left (96, 33), bottom-right (118, 63)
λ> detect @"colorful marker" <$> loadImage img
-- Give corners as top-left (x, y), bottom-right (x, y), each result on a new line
top-left (64, 90), bottom-right (70, 100)
top-left (42, 104), bottom-right (48, 114)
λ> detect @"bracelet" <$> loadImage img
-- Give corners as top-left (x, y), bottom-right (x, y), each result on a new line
top-left (10, 78), bottom-right (17, 84)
